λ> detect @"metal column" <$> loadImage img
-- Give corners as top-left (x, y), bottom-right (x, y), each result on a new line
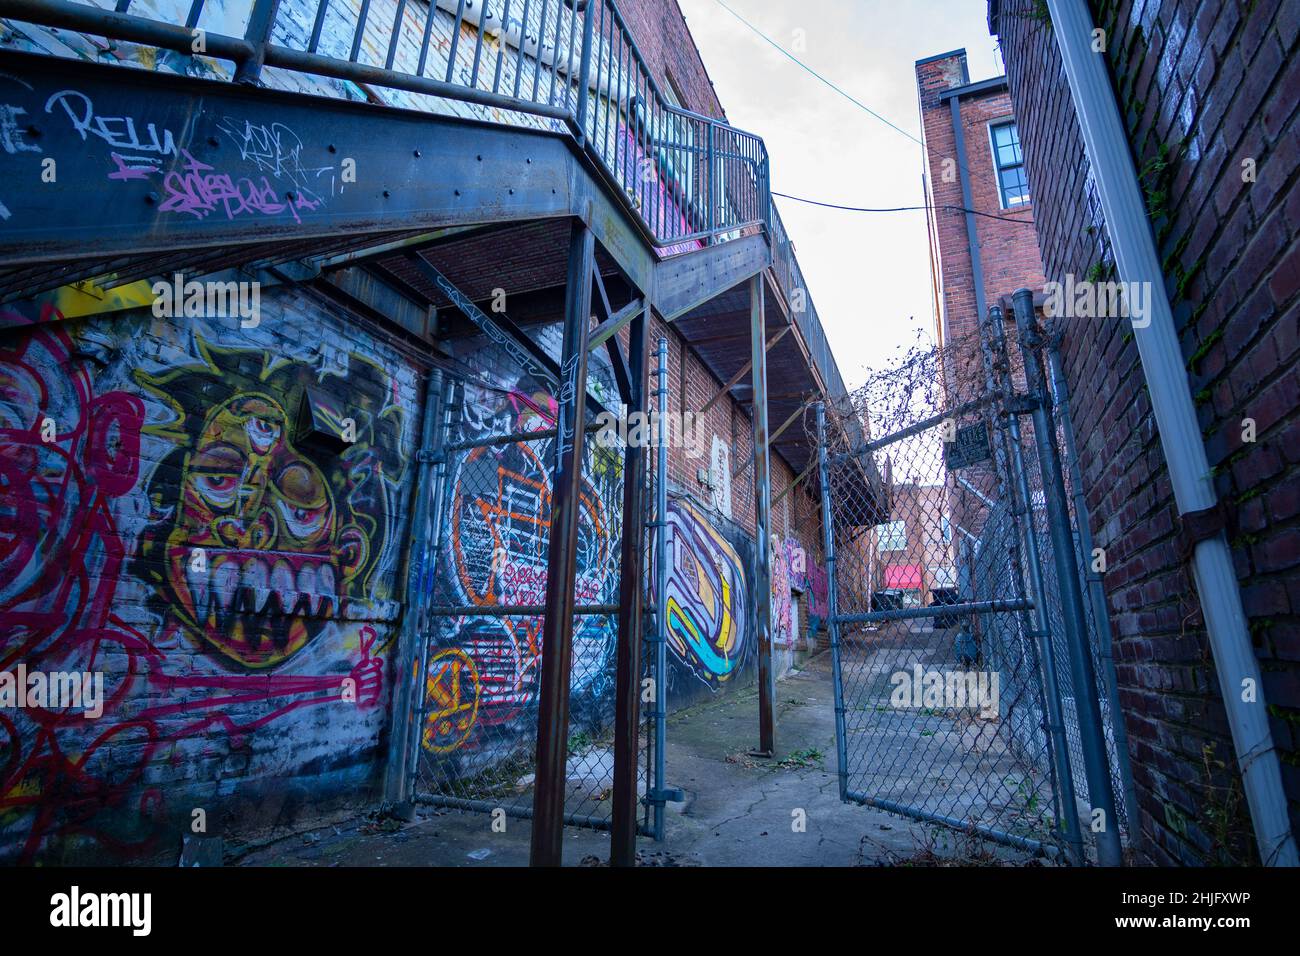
top-left (749, 275), bottom-right (775, 756)
top-left (530, 221), bottom-right (596, 867)
top-left (611, 303), bottom-right (651, 866)
top-left (1012, 289), bottom-right (1123, 867)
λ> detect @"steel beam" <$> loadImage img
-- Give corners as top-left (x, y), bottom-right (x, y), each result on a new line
top-left (408, 254), bottom-right (610, 419)
top-left (610, 301), bottom-right (651, 866)
top-left (697, 324), bottom-right (792, 416)
top-left (587, 297), bottom-right (643, 352)
top-left (749, 274), bottom-right (775, 756)
top-left (531, 222), bottom-right (596, 867)
top-left (0, 52), bottom-right (574, 266)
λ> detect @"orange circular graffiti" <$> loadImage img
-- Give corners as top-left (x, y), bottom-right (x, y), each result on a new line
top-left (421, 648), bottom-right (481, 754)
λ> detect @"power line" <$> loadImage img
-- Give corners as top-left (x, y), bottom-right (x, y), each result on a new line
top-left (772, 190), bottom-right (1036, 225)
top-left (711, 0), bottom-right (923, 147)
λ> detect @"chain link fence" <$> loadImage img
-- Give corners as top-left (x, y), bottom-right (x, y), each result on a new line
top-left (411, 362), bottom-right (653, 834)
top-left (816, 321), bottom-right (1130, 860)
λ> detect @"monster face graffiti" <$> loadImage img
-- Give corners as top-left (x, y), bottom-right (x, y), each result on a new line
top-left (161, 392), bottom-right (357, 667)
top-left (134, 339), bottom-right (401, 670)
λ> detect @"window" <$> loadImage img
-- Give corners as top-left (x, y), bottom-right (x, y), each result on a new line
top-left (990, 121), bottom-right (1029, 208)
top-left (878, 520), bottom-right (907, 552)
top-left (941, 516), bottom-right (952, 544)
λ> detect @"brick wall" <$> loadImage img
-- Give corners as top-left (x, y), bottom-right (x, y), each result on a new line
top-left (616, 0), bottom-right (727, 117)
top-left (0, 286), bottom-right (423, 864)
top-left (992, 0), bottom-right (1300, 864)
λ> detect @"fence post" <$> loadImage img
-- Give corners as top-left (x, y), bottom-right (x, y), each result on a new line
top-left (1012, 290), bottom-right (1124, 867)
top-left (815, 403), bottom-right (849, 801)
top-left (382, 368), bottom-right (445, 813)
top-left (1044, 326), bottom-right (1140, 845)
top-left (530, 221), bottom-right (596, 866)
top-left (611, 303), bottom-right (651, 866)
top-left (233, 0), bottom-right (281, 85)
top-left (983, 305), bottom-right (1085, 864)
top-left (403, 379), bottom-right (460, 802)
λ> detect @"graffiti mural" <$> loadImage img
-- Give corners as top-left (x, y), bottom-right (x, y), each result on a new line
top-left (0, 298), bottom-right (417, 863)
top-left (770, 533), bottom-right (795, 649)
top-left (420, 377), bottom-right (621, 774)
top-left (654, 499), bottom-right (753, 699)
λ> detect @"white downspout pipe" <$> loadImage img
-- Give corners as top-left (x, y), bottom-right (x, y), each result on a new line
top-left (1046, 0), bottom-right (1298, 866)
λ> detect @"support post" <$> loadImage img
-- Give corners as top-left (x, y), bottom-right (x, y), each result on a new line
top-left (1012, 290), bottom-right (1123, 867)
top-left (816, 404), bottom-right (849, 801)
top-left (750, 274), bottom-right (775, 756)
top-left (610, 302), bottom-right (651, 866)
top-left (652, 336), bottom-right (670, 840)
top-left (531, 221), bottom-right (596, 867)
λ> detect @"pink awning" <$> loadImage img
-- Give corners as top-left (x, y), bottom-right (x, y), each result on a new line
top-left (884, 565), bottom-right (923, 589)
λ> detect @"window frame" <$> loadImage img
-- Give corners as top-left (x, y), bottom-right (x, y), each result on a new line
top-left (878, 519), bottom-right (907, 552)
top-left (988, 120), bottom-right (1030, 210)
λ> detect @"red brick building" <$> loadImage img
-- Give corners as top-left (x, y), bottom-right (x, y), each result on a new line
top-left (915, 49), bottom-right (1046, 353)
top-left (989, 0), bottom-right (1300, 865)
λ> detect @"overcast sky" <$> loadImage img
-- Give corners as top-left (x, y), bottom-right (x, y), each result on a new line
top-left (677, 0), bottom-right (1002, 388)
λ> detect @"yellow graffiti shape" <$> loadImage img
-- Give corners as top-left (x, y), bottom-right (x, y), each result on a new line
top-left (422, 648), bottom-right (481, 754)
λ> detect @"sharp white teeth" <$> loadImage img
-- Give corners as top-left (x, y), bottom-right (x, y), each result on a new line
top-left (271, 560), bottom-right (295, 613)
top-left (186, 558), bottom-right (210, 622)
top-left (319, 563), bottom-right (336, 601)
top-left (214, 559), bottom-right (240, 612)
top-left (244, 558), bottom-right (270, 613)
top-left (298, 564), bottom-right (319, 614)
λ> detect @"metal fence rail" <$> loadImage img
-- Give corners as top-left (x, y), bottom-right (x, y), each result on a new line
top-left (0, 0), bottom-right (769, 251)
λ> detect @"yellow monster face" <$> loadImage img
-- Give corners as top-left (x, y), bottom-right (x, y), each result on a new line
top-left (162, 394), bottom-right (367, 668)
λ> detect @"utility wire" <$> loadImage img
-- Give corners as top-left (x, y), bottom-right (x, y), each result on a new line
top-left (711, 0), bottom-right (923, 147)
top-left (772, 190), bottom-right (1036, 225)
top-left (711, 0), bottom-right (1013, 216)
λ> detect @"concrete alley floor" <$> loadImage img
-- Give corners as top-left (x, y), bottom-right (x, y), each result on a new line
top-left (236, 651), bottom-right (1045, 867)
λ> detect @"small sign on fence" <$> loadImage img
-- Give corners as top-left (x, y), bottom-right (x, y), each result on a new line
top-left (944, 422), bottom-right (991, 471)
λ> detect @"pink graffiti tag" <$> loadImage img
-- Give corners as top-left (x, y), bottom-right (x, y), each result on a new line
top-left (156, 150), bottom-right (320, 222)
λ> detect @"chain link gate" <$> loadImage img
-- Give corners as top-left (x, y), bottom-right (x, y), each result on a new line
top-left (404, 359), bottom-right (655, 836)
top-left (815, 305), bottom-right (1130, 864)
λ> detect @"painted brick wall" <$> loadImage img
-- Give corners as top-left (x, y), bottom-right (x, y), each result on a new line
top-left (992, 0), bottom-right (1300, 864)
top-left (0, 286), bottom-right (422, 864)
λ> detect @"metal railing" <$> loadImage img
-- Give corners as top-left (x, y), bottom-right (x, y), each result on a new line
top-left (0, 0), bottom-right (770, 251)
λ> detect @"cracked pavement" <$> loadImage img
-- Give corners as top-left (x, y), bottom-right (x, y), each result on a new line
top-left (235, 650), bottom-right (1039, 866)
